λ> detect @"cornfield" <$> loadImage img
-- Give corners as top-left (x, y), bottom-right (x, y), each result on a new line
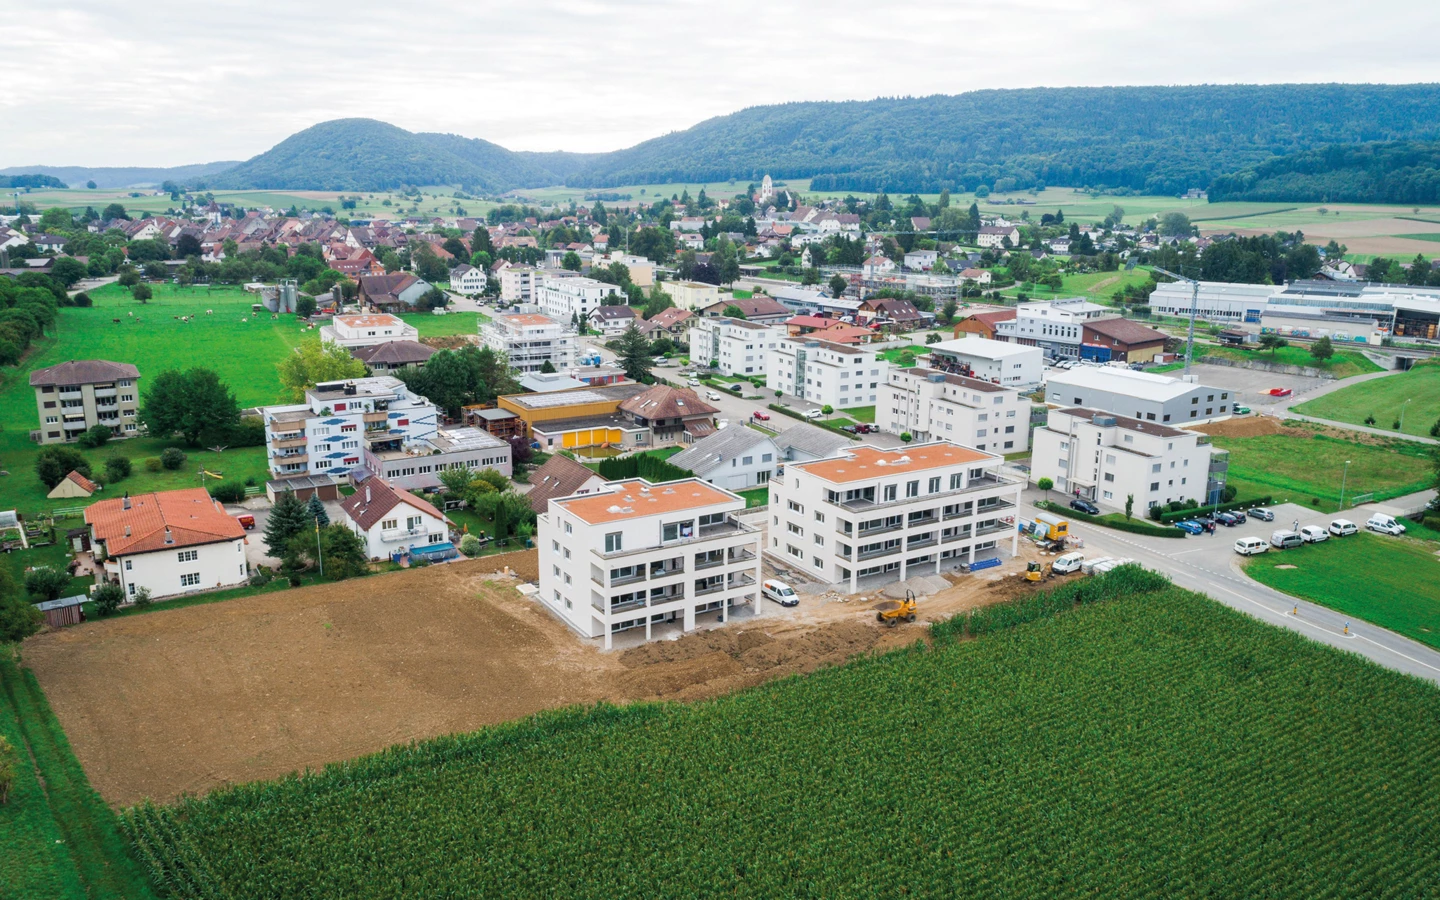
top-left (123, 581), bottom-right (1440, 898)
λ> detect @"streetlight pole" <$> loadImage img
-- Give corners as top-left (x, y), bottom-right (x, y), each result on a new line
top-left (1339, 460), bottom-right (1351, 510)
top-left (1401, 398), bottom-right (1412, 432)
top-left (315, 519), bottom-right (324, 578)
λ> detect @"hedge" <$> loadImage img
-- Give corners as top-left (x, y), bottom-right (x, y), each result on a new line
top-left (1035, 500), bottom-right (1186, 538)
top-left (930, 564), bottom-right (1170, 647)
top-left (767, 404), bottom-right (861, 440)
top-left (1155, 496), bottom-right (1273, 523)
top-left (596, 451), bottom-right (691, 483)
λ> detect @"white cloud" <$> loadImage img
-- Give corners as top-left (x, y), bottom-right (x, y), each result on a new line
top-left (2, 0), bottom-right (1438, 167)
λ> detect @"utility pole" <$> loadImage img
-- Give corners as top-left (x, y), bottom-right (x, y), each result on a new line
top-left (1154, 266), bottom-right (1200, 379)
top-left (1340, 460), bottom-right (1351, 510)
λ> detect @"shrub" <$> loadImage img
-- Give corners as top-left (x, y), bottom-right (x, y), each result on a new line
top-left (72, 291), bottom-right (92, 307)
top-left (93, 583), bottom-right (125, 617)
top-left (1365, 414), bottom-right (1377, 425)
top-left (24, 566), bottom-right (70, 602)
top-left (209, 481), bottom-right (247, 504)
top-left (35, 445), bottom-right (91, 489)
top-left (144, 457), bottom-right (163, 473)
top-left (131, 587), bottom-right (153, 609)
top-left (459, 534), bottom-right (482, 557)
top-left (77, 424), bottom-right (112, 449)
top-left (1393, 420), bottom-right (1401, 430)
top-left (249, 570), bottom-right (275, 588)
top-left (105, 455), bottom-right (132, 482)
top-left (160, 447), bottom-right (187, 470)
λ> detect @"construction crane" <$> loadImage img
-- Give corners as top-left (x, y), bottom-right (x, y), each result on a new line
top-left (1153, 266), bottom-right (1200, 377)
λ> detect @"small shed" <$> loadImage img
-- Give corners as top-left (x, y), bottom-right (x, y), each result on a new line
top-left (265, 473), bottom-right (340, 504)
top-left (48, 470), bottom-right (98, 500)
top-left (36, 594), bottom-right (86, 628)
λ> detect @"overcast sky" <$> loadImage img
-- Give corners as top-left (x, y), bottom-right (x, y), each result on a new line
top-left (4, 0), bottom-right (1440, 168)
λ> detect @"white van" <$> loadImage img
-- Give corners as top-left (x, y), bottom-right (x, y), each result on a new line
top-left (1234, 536), bottom-right (1268, 556)
top-left (1052, 552), bottom-right (1086, 575)
top-left (1329, 519), bottom-right (1358, 537)
top-left (1269, 530), bottom-right (1303, 550)
top-left (761, 579), bottom-right (798, 607)
top-left (1366, 514), bottom-right (1406, 536)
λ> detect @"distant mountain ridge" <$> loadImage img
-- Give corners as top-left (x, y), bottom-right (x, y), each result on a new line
top-left (18, 84), bottom-right (1440, 196)
top-left (0, 161), bottom-right (240, 189)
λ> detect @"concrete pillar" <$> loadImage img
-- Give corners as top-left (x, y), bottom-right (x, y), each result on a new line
top-left (849, 566), bottom-right (858, 595)
top-left (683, 605), bottom-right (695, 632)
top-left (968, 542), bottom-right (976, 564)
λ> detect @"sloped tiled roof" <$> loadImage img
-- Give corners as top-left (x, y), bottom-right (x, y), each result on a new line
top-left (1083, 317), bottom-right (1167, 345)
top-left (339, 478), bottom-right (446, 532)
top-left (525, 454), bottom-right (606, 514)
top-left (669, 428), bottom-right (774, 475)
top-left (590, 306), bottom-right (637, 321)
top-left (30, 360), bottom-right (139, 387)
top-left (351, 340), bottom-right (435, 367)
top-left (85, 488), bottom-right (244, 557)
top-left (64, 470), bottom-right (98, 494)
top-left (619, 384), bottom-right (717, 421)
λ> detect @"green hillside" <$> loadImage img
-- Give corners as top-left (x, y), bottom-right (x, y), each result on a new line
top-left (1210, 141), bottom-right (1440, 203)
top-left (123, 579), bottom-right (1440, 899)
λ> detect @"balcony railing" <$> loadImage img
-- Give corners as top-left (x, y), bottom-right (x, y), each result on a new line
top-left (271, 434), bottom-right (306, 448)
top-left (727, 548), bottom-right (756, 563)
top-left (727, 573), bottom-right (756, 589)
top-left (610, 570), bottom-right (647, 586)
top-left (364, 412), bottom-right (389, 423)
top-left (906, 534), bottom-right (937, 549)
top-left (975, 521), bottom-right (1013, 537)
top-left (832, 476), bottom-right (1015, 513)
top-left (694, 555), bottom-right (725, 570)
top-left (595, 518), bottom-right (758, 560)
top-left (858, 543), bottom-right (902, 561)
top-left (380, 526), bottom-right (437, 542)
top-left (695, 581), bottom-right (724, 596)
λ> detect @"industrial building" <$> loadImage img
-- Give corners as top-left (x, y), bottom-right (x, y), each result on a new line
top-left (1045, 366), bottom-right (1233, 425)
top-left (925, 337), bottom-right (1044, 388)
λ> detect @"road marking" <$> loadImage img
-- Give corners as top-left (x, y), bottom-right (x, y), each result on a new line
top-left (1354, 633), bottom-right (1440, 674)
top-left (1167, 548), bottom-right (1207, 556)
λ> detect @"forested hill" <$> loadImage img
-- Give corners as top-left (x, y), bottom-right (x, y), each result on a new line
top-left (0, 162), bottom-right (239, 189)
top-left (1208, 141), bottom-right (1440, 204)
top-left (569, 84), bottom-right (1440, 195)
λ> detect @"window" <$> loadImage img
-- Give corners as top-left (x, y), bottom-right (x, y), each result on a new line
top-left (563, 548), bottom-right (571, 559)
top-left (552, 540), bottom-right (560, 552)
top-left (949, 473), bottom-right (962, 490)
top-left (605, 532), bottom-right (623, 553)
top-left (177, 549), bottom-right (198, 563)
top-left (905, 480), bottom-right (919, 498)
top-left (553, 565), bottom-right (560, 577)
top-left (662, 521), bottom-right (695, 541)
top-left (1103, 473), bottom-right (1115, 482)
top-left (124, 559), bottom-right (132, 571)
top-left (564, 521), bottom-right (573, 534)
top-left (788, 500), bottom-right (803, 513)
top-left (788, 522), bottom-right (803, 535)
top-left (928, 476), bottom-right (941, 494)
top-left (1150, 482), bottom-right (1160, 491)
top-left (814, 511), bottom-right (825, 522)
top-left (813, 534), bottom-right (824, 545)
top-left (180, 572), bottom-right (201, 587)
top-left (883, 485), bottom-right (897, 502)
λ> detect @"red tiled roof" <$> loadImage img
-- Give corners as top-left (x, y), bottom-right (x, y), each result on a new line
top-left (339, 479), bottom-right (447, 532)
top-left (65, 470), bottom-right (98, 493)
top-left (85, 488), bottom-right (245, 557)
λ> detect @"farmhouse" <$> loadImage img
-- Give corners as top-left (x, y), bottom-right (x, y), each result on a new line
top-left (85, 488), bottom-right (248, 601)
top-left (29, 359), bottom-right (140, 445)
top-left (358, 273), bottom-right (432, 311)
top-left (537, 477), bottom-right (762, 648)
top-left (340, 478), bottom-right (454, 562)
top-left (952, 309), bottom-right (1015, 340)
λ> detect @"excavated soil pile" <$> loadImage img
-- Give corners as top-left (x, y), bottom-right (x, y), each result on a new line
top-left (1194, 416), bottom-right (1288, 438)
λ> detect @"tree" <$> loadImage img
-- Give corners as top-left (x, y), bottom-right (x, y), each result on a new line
top-left (900, 432), bottom-right (913, 443)
top-left (508, 435), bottom-right (533, 471)
top-left (1158, 212), bottom-right (1193, 237)
top-left (294, 294), bottom-right (317, 318)
top-left (278, 341), bottom-right (368, 402)
top-left (459, 534), bottom-right (483, 557)
top-left (290, 523), bottom-right (368, 580)
top-left (925, 332), bottom-right (942, 345)
top-left (1258, 334), bottom-right (1289, 356)
top-left (176, 233), bottom-right (202, 258)
top-left (35, 445), bottom-right (90, 489)
top-left (104, 455), bottom-right (132, 482)
top-left (0, 567), bottom-right (42, 645)
top-left (615, 322), bottom-right (654, 382)
top-left (941, 298), bottom-right (959, 323)
top-left (265, 491), bottom-right (310, 558)
top-left (306, 493), bottom-right (330, 527)
top-left (141, 368), bottom-right (240, 446)
top-left (132, 283), bottom-right (152, 303)
top-left (540, 359), bottom-right (557, 374)
top-left (1309, 335), bottom-right (1334, 362)
top-left (1125, 494), bottom-right (1135, 520)
top-left (50, 256), bottom-right (87, 288)
top-left (77, 424), bottom-right (112, 449)
top-left (101, 202), bottom-right (129, 221)
top-left (92, 583), bottom-right (124, 617)
top-left (561, 251), bottom-right (582, 271)
top-left (828, 274), bottom-right (848, 298)
top-left (440, 467), bottom-right (476, 498)
top-left (24, 567), bottom-right (69, 602)
top-left (160, 447), bottom-right (187, 469)
top-left (1038, 476), bottom-right (1054, 500)
top-left (722, 304), bottom-right (747, 319)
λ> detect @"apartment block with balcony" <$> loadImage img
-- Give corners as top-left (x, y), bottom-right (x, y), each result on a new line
top-left (689, 316), bottom-right (785, 376)
top-left (537, 478), bottom-right (762, 649)
top-left (481, 312), bottom-right (578, 373)
top-left (538, 273), bottom-right (614, 322)
top-left (1029, 407), bottom-right (1223, 513)
top-left (879, 367), bottom-right (1031, 453)
top-left (29, 360), bottom-right (140, 444)
top-left (500, 266), bottom-right (539, 304)
top-left (258, 376), bottom-right (438, 480)
top-left (767, 441), bottom-right (1021, 593)
top-left (767, 338), bottom-right (888, 408)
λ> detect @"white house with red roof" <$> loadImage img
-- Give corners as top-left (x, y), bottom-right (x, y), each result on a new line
top-left (339, 478), bottom-right (452, 561)
top-left (85, 488), bottom-right (249, 600)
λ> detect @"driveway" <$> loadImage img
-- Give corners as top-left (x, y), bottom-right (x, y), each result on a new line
top-left (1029, 488), bottom-right (1440, 685)
top-left (225, 500), bottom-right (347, 569)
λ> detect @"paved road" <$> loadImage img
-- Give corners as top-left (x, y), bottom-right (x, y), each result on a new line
top-left (1035, 489), bottom-right (1440, 685)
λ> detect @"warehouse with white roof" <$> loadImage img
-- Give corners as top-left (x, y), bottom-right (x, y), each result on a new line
top-left (1045, 366), bottom-right (1234, 425)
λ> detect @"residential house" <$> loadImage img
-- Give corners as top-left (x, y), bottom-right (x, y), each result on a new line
top-left (319, 313), bottom-right (419, 348)
top-left (349, 340), bottom-right (435, 372)
top-left (670, 428), bottom-right (781, 490)
top-left (771, 423), bottom-right (852, 463)
top-left (698, 296), bottom-right (792, 324)
top-left (638, 307), bottom-right (694, 341)
top-left (340, 478), bottom-right (453, 561)
top-left (958, 268), bottom-right (992, 285)
top-left (863, 255), bottom-right (896, 278)
top-left (952, 309), bottom-right (1015, 340)
top-left (86, 488), bottom-right (248, 601)
top-left (618, 384), bottom-right (721, 443)
top-left (500, 266), bottom-right (539, 304)
top-left (449, 264), bottom-right (488, 293)
top-left (30, 360), bottom-right (140, 444)
top-left (524, 453), bottom-right (609, 515)
top-left (588, 305), bottom-right (639, 334)
top-left (768, 338), bottom-right (888, 408)
top-left (661, 280), bottom-right (721, 309)
top-left (903, 250), bottom-right (938, 271)
top-left (857, 297), bottom-right (924, 329)
top-left (358, 273), bottom-right (432, 311)
top-left (977, 225), bottom-right (1021, 248)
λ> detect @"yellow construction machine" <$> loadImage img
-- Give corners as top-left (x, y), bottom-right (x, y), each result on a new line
top-left (1024, 561), bottom-right (1054, 583)
top-left (874, 591), bottom-right (918, 626)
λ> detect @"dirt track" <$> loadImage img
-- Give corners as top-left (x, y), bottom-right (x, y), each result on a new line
top-left (23, 552), bottom-right (1039, 806)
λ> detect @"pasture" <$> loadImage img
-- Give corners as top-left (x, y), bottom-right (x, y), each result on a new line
top-left (1207, 425), bottom-right (1434, 508)
top-left (1244, 532), bottom-right (1440, 650)
top-left (1200, 344), bottom-right (1383, 379)
top-left (1293, 363), bottom-right (1440, 436)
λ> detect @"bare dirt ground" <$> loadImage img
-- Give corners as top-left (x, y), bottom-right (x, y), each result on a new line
top-left (1207, 218), bottom-right (1440, 257)
top-left (23, 550), bottom-right (1041, 807)
top-left (1195, 414), bottom-right (1408, 448)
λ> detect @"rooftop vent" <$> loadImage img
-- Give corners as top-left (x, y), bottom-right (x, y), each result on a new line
top-left (1092, 414), bottom-right (1117, 427)
top-left (607, 505), bottom-right (625, 513)
top-left (124, 526), bottom-right (130, 537)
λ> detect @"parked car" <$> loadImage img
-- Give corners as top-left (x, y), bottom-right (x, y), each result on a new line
top-left (1329, 519), bottom-right (1358, 537)
top-left (1052, 552), bottom-right (1086, 574)
top-left (752, 411), bottom-right (771, 421)
top-left (730, 384), bottom-right (744, 393)
top-left (1248, 507), bottom-right (1276, 522)
top-left (236, 514), bottom-right (256, 530)
top-left (841, 425), bottom-right (860, 434)
top-left (686, 378), bottom-right (700, 387)
top-left (1175, 520), bottom-right (1204, 535)
top-left (1234, 536), bottom-right (1269, 556)
top-left (1234, 405), bottom-right (1252, 414)
top-left (1069, 498), bottom-right (1100, 515)
top-left (761, 579), bottom-right (799, 607)
top-left (1267, 387), bottom-right (1293, 397)
top-left (1299, 525), bottom-right (1329, 543)
top-left (1366, 513), bottom-right (1407, 536)
top-left (1214, 511), bottom-right (1242, 527)
top-left (803, 408), bottom-right (823, 418)
top-left (705, 391), bottom-right (722, 401)
top-left (1270, 530), bottom-right (1304, 550)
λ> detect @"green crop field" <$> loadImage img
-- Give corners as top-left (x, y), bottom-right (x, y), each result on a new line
top-left (1293, 364), bottom-right (1440, 435)
top-left (20, 186), bottom-right (499, 220)
top-left (1209, 427), bottom-right (1434, 508)
top-left (120, 578), bottom-right (1440, 898)
top-left (1245, 532), bottom-right (1440, 650)
top-left (0, 282), bottom-right (477, 515)
top-left (1199, 344), bottom-right (1383, 379)
top-left (1004, 267), bottom-right (1157, 304)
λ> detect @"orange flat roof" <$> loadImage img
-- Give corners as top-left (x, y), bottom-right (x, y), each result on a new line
top-left (335, 314), bottom-right (405, 328)
top-left (789, 442), bottom-right (994, 484)
top-left (500, 313), bottom-right (558, 326)
top-left (554, 479), bottom-right (738, 525)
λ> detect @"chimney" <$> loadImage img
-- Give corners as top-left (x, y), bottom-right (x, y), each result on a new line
top-left (164, 527), bottom-right (174, 545)
top-left (122, 492), bottom-right (131, 510)
top-left (365, 485), bottom-right (371, 504)
top-left (124, 526), bottom-right (130, 537)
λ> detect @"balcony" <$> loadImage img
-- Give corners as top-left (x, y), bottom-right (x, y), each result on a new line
top-left (610, 596), bottom-right (647, 613)
top-left (694, 554), bottom-right (725, 570)
top-left (364, 411), bottom-right (389, 424)
top-left (941, 528), bottom-right (972, 544)
top-left (610, 569), bottom-right (647, 587)
top-left (852, 521), bottom-right (903, 538)
top-left (906, 533), bottom-right (937, 549)
top-left (858, 543), bottom-right (902, 561)
top-left (833, 477), bottom-right (1016, 513)
top-left (727, 547), bottom-right (756, 564)
top-left (93, 387), bottom-right (117, 399)
top-left (272, 434), bottom-right (307, 449)
top-left (381, 526), bottom-right (439, 543)
top-left (726, 572), bottom-right (756, 589)
top-left (975, 521), bottom-right (1013, 537)
top-left (695, 580), bottom-right (724, 596)
top-left (596, 519), bottom-right (758, 560)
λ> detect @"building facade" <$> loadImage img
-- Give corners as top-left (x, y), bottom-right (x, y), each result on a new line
top-left (500, 266), bottom-right (539, 304)
top-left (481, 313), bottom-right (578, 373)
top-left (879, 367), bottom-right (1031, 453)
top-left (30, 360), bottom-right (140, 445)
top-left (363, 426), bottom-right (512, 490)
top-left (319, 313), bottom-right (420, 349)
top-left (86, 488), bottom-right (248, 601)
top-left (995, 298), bottom-right (1119, 359)
top-left (661, 280), bottom-right (721, 309)
top-left (690, 317), bottom-right (786, 376)
top-left (1045, 366), bottom-right (1233, 425)
top-left (767, 442), bottom-right (1022, 592)
top-left (539, 274), bottom-right (615, 322)
top-left (1030, 407), bottom-right (1224, 511)
top-left (259, 376), bottom-right (439, 480)
top-left (537, 478), bottom-right (763, 649)
top-left (768, 338), bottom-right (887, 408)
top-left (339, 478), bottom-right (452, 561)
top-left (925, 337), bottom-right (1044, 388)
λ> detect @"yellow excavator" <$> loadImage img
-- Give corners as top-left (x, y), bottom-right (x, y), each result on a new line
top-left (1024, 561), bottom-right (1054, 582)
top-left (874, 590), bottom-right (918, 626)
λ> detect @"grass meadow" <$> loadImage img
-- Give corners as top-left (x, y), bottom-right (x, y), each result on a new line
top-left (1244, 532), bottom-right (1440, 650)
top-left (1293, 364), bottom-right (1440, 435)
top-left (1200, 344), bottom-right (1383, 379)
top-left (1209, 429), bottom-right (1434, 509)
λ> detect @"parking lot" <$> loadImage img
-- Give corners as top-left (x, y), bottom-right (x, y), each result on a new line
top-left (1180, 362), bottom-right (1333, 412)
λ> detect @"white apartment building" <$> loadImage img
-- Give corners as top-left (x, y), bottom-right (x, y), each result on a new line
top-left (539, 274), bottom-right (616, 323)
top-left (29, 360), bottom-right (140, 444)
top-left (690, 316), bottom-right (785, 376)
top-left (768, 337), bottom-right (888, 408)
top-left (537, 478), bottom-right (763, 649)
top-left (926, 337), bottom-right (1044, 388)
top-left (879, 367), bottom-right (1031, 453)
top-left (259, 376), bottom-right (439, 480)
top-left (1045, 366), bottom-right (1233, 425)
top-left (500, 266), bottom-right (539, 304)
top-left (661, 280), bottom-right (720, 309)
top-left (995, 298), bottom-right (1119, 359)
top-left (85, 488), bottom-right (248, 601)
top-left (1030, 407), bottom-right (1224, 512)
top-left (597, 253), bottom-right (655, 287)
top-left (767, 442), bottom-right (1022, 592)
top-left (481, 312), bottom-right (577, 373)
top-left (319, 313), bottom-right (419, 349)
